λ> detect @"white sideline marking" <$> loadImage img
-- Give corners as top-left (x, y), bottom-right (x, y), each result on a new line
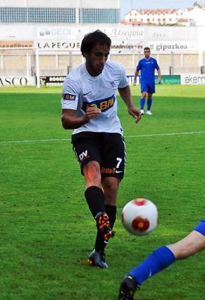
top-left (0, 138), bottom-right (71, 145)
top-left (125, 131), bottom-right (205, 138)
top-left (0, 131), bottom-right (205, 145)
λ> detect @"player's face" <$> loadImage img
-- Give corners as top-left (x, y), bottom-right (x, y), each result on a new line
top-left (144, 49), bottom-right (150, 59)
top-left (84, 43), bottom-right (110, 76)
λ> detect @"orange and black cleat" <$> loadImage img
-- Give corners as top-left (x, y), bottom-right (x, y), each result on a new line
top-left (95, 212), bottom-right (115, 241)
top-left (88, 249), bottom-right (108, 268)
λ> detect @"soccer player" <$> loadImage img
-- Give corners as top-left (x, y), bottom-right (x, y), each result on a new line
top-left (133, 47), bottom-right (161, 115)
top-left (61, 30), bottom-right (141, 268)
top-left (118, 217), bottom-right (205, 300)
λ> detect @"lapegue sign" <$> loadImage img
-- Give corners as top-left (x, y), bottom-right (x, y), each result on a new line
top-left (0, 76), bottom-right (36, 87)
top-left (37, 41), bottom-right (81, 50)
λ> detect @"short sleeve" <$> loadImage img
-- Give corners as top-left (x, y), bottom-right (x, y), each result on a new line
top-left (137, 60), bottom-right (142, 71)
top-left (61, 76), bottom-right (79, 110)
top-left (118, 65), bottom-right (129, 88)
top-left (154, 59), bottom-right (160, 71)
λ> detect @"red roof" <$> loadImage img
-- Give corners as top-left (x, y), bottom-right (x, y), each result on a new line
top-left (129, 8), bottom-right (182, 15)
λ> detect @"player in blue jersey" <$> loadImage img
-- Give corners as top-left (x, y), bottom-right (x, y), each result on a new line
top-left (134, 47), bottom-right (161, 115)
top-left (118, 217), bottom-right (205, 300)
top-left (61, 30), bottom-right (141, 268)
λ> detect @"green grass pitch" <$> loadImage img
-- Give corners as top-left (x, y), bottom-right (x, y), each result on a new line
top-left (0, 84), bottom-right (205, 300)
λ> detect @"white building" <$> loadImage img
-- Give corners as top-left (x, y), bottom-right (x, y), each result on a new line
top-left (123, 4), bottom-right (205, 26)
top-left (123, 8), bottom-right (185, 26)
top-left (185, 5), bottom-right (205, 26)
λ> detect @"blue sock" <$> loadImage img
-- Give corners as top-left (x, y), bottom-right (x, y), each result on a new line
top-left (140, 98), bottom-right (145, 110)
top-left (128, 246), bottom-right (176, 285)
top-left (194, 217), bottom-right (205, 236)
top-left (147, 98), bottom-right (152, 111)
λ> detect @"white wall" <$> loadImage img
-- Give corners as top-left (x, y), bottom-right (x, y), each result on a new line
top-left (0, 25), bottom-right (204, 53)
top-left (0, 0), bottom-right (119, 9)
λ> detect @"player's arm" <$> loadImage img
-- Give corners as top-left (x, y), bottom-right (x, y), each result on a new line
top-left (133, 70), bottom-right (139, 86)
top-left (61, 76), bottom-right (101, 129)
top-left (61, 107), bottom-right (101, 130)
top-left (118, 85), bottom-right (141, 123)
top-left (61, 109), bottom-right (88, 129)
top-left (157, 68), bottom-right (162, 83)
top-left (154, 59), bottom-right (161, 83)
top-left (134, 61), bottom-right (141, 86)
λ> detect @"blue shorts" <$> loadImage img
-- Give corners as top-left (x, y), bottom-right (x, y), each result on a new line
top-left (140, 81), bottom-right (155, 94)
top-left (194, 217), bottom-right (205, 236)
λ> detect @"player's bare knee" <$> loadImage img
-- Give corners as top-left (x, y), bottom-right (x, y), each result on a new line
top-left (83, 161), bottom-right (101, 185)
top-left (103, 178), bottom-right (119, 192)
top-left (108, 183), bottom-right (118, 195)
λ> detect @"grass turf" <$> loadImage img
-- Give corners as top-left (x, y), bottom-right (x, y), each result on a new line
top-left (0, 84), bottom-right (205, 299)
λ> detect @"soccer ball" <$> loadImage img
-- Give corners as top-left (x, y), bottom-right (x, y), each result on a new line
top-left (121, 198), bottom-right (158, 236)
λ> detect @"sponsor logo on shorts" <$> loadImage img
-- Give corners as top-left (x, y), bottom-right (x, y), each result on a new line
top-left (82, 95), bottom-right (115, 112)
top-left (101, 167), bottom-right (123, 174)
top-left (79, 150), bottom-right (90, 162)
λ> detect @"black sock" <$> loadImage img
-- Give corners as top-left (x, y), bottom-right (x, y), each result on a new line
top-left (105, 204), bottom-right (117, 229)
top-left (85, 186), bottom-right (105, 218)
top-left (95, 204), bottom-right (117, 252)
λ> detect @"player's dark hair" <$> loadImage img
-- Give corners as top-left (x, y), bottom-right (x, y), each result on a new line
top-left (144, 47), bottom-right (150, 51)
top-left (81, 30), bottom-right (111, 56)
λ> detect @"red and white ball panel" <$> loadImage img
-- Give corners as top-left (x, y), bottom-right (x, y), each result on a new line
top-left (121, 198), bottom-right (158, 236)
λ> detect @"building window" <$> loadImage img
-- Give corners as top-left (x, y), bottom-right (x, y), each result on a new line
top-left (0, 7), bottom-right (76, 23)
top-left (0, 7), bottom-right (26, 22)
top-left (80, 8), bottom-right (119, 23)
top-left (28, 8), bottom-right (75, 23)
top-left (0, 7), bottom-right (120, 23)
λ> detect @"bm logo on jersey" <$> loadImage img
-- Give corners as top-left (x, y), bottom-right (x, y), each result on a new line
top-left (63, 94), bottom-right (76, 101)
top-left (82, 95), bottom-right (115, 112)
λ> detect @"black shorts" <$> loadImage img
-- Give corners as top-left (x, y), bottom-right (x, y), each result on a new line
top-left (71, 132), bottom-right (126, 179)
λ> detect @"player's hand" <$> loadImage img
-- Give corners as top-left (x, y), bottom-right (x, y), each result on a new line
top-left (128, 107), bottom-right (142, 123)
top-left (84, 106), bottom-right (101, 122)
top-left (133, 82), bottom-right (136, 86)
